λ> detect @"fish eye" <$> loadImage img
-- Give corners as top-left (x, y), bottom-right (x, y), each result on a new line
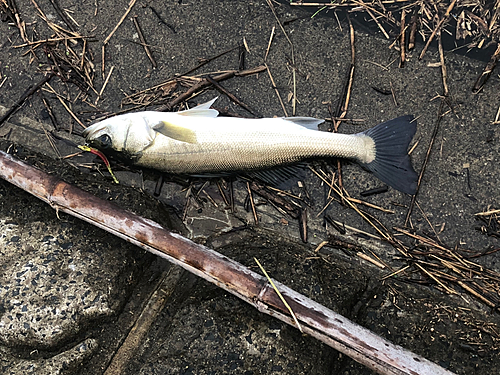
top-left (96, 134), bottom-right (112, 149)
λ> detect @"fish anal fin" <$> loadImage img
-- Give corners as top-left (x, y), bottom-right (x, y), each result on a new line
top-left (153, 121), bottom-right (198, 143)
top-left (283, 117), bottom-right (324, 130)
top-left (245, 163), bottom-right (307, 188)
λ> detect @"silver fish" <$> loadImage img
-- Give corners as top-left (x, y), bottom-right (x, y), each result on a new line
top-left (83, 98), bottom-right (417, 194)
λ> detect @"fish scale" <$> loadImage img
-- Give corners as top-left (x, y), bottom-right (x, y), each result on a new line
top-left (137, 129), bottom-right (370, 174)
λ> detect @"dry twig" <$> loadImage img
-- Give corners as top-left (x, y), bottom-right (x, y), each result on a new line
top-left (132, 15), bottom-right (157, 69)
top-left (0, 73), bottom-right (54, 127)
top-left (103, 0), bottom-right (137, 45)
top-left (419, 0), bottom-right (457, 59)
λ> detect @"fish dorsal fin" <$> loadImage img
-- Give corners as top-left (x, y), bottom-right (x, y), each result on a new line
top-left (152, 121), bottom-right (198, 143)
top-left (178, 97), bottom-right (219, 118)
top-left (283, 117), bottom-right (324, 130)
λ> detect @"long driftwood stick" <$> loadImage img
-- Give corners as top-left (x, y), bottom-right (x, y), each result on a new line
top-left (0, 150), bottom-right (454, 375)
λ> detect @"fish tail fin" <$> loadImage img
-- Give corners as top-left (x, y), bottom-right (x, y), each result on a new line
top-left (359, 115), bottom-right (418, 195)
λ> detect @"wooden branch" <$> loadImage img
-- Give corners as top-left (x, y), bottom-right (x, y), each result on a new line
top-left (0, 150), bottom-right (455, 375)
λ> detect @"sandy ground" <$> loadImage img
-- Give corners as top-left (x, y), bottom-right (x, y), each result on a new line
top-left (1, 0), bottom-right (500, 374)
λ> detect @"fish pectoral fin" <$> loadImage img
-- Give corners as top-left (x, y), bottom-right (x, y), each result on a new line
top-left (153, 121), bottom-right (198, 143)
top-left (178, 97), bottom-right (219, 118)
top-left (283, 117), bottom-right (324, 130)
